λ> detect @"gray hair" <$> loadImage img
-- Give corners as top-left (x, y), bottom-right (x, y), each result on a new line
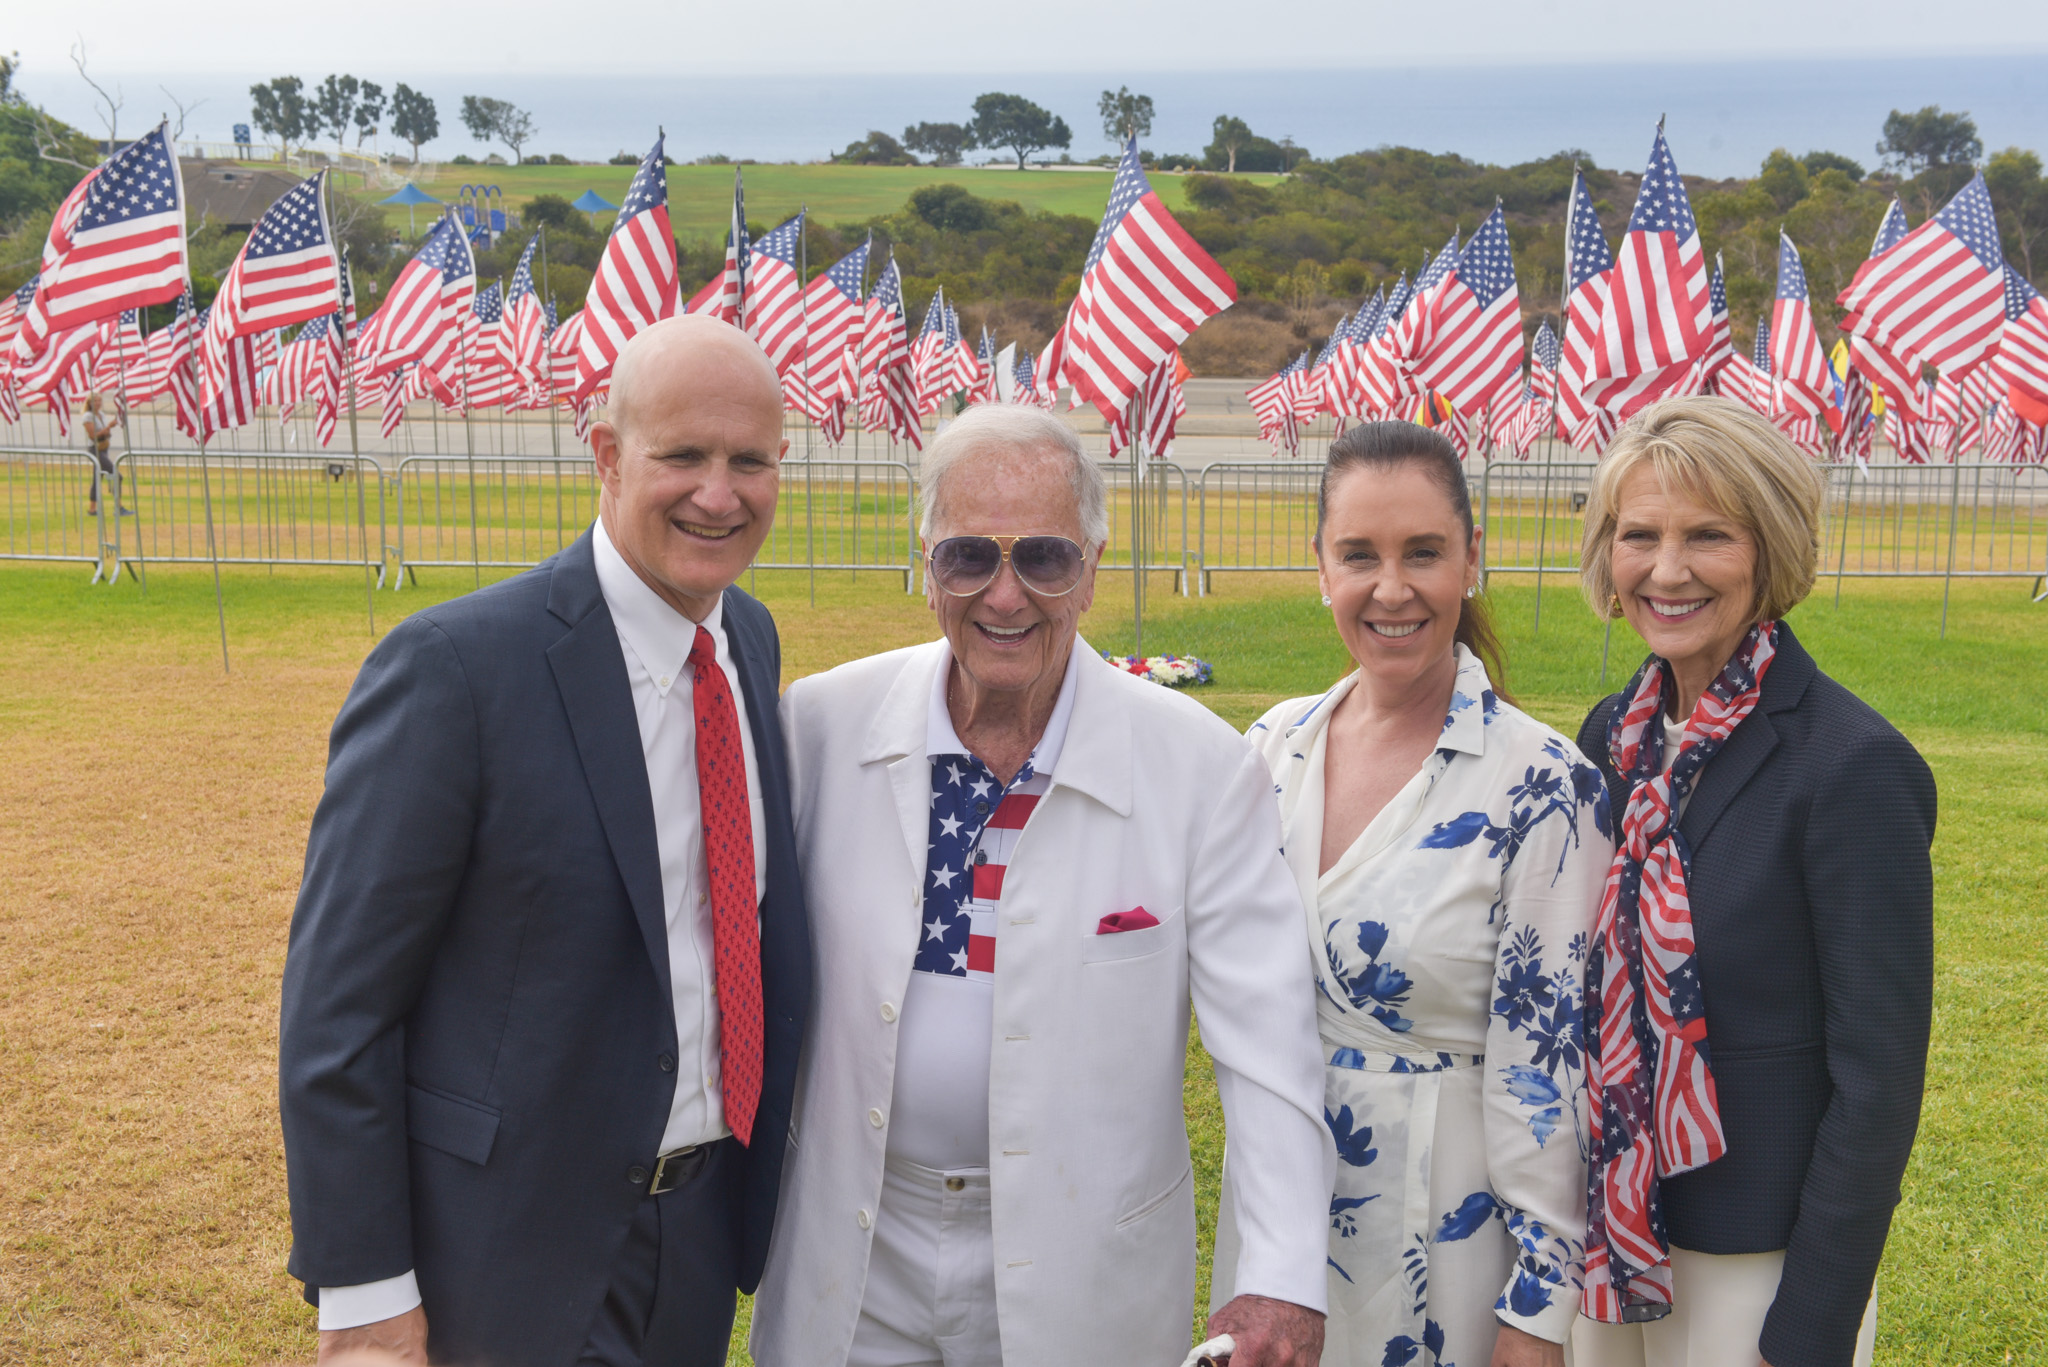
top-left (917, 404), bottom-right (1108, 549)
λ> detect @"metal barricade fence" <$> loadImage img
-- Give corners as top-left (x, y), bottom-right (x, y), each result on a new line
top-left (1097, 460), bottom-right (1195, 593)
top-left (1191, 462), bottom-right (1324, 594)
top-left (114, 450), bottom-right (384, 573)
top-left (391, 454), bottom-right (597, 582)
top-left (2, 448), bottom-right (120, 575)
top-left (758, 459), bottom-right (920, 588)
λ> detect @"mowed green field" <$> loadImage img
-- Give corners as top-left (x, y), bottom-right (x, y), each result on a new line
top-left (400, 161), bottom-right (1274, 242)
top-left (0, 563), bottom-right (2041, 1364)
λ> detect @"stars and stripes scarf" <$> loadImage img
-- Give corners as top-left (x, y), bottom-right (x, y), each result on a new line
top-left (1581, 619), bottom-right (1779, 1323)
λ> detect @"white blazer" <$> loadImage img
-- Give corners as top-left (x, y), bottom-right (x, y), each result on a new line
top-left (751, 640), bottom-right (1334, 1367)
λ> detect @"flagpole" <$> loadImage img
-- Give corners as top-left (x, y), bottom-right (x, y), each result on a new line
top-left (463, 298), bottom-right (481, 590)
top-left (112, 315), bottom-right (147, 594)
top-left (800, 207), bottom-right (817, 607)
top-left (183, 300), bottom-right (230, 673)
top-left (340, 249), bottom-right (375, 637)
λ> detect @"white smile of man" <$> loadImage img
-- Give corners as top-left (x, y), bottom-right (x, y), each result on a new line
top-left (673, 517), bottom-right (743, 541)
top-left (975, 620), bottom-right (1037, 646)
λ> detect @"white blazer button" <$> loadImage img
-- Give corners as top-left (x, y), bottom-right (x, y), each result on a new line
top-left (857, 1208), bottom-right (872, 1230)
top-left (880, 1002), bottom-right (898, 1023)
top-left (868, 1107), bottom-right (886, 1128)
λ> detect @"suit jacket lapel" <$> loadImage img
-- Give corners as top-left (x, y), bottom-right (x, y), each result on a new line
top-left (859, 641), bottom-right (948, 888)
top-left (545, 534), bottom-right (672, 1003)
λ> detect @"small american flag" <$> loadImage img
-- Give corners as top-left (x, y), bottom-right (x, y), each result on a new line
top-left (91, 310), bottom-right (146, 393)
top-left (1845, 201), bottom-right (1922, 417)
top-left (13, 122), bottom-right (188, 358)
top-left (857, 254), bottom-right (920, 447)
top-left (1582, 129), bottom-right (1711, 416)
top-left (1833, 362), bottom-right (1874, 468)
top-left (910, 287), bottom-right (951, 416)
top-left (1558, 169), bottom-right (1615, 436)
top-left (1248, 352), bottom-right (1307, 456)
top-left (1837, 173), bottom-right (2004, 387)
top-left (789, 236), bottom-right (869, 435)
top-left (463, 282), bottom-right (519, 409)
top-left (947, 306), bottom-right (982, 398)
top-left (1679, 253), bottom-right (1734, 396)
top-left (362, 213), bottom-right (475, 381)
top-left (1356, 270), bottom-right (1416, 414)
top-left (1392, 234), bottom-right (1461, 365)
top-left (1413, 203), bottom-right (1523, 416)
top-left (1992, 264), bottom-right (2048, 420)
top-left (1770, 231), bottom-right (1831, 419)
top-left (576, 135), bottom-right (679, 400)
top-left (1716, 319), bottom-right (1774, 418)
top-left (1034, 325), bottom-right (1068, 412)
top-left (1063, 136), bottom-right (1236, 423)
top-left (506, 234), bottom-right (550, 401)
top-left (744, 214), bottom-right (807, 375)
top-left (206, 171), bottom-right (341, 359)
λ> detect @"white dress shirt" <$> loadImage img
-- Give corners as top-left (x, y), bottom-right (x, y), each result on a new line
top-left (318, 518), bottom-right (767, 1331)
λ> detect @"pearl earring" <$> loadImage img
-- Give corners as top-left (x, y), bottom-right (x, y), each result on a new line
top-left (1465, 585), bottom-right (1478, 599)
top-left (1321, 595), bottom-right (1332, 607)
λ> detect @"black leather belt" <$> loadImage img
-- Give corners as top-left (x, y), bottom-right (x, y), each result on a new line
top-left (648, 1143), bottom-right (710, 1195)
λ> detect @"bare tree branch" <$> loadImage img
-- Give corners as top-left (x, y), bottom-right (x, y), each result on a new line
top-left (69, 37), bottom-right (121, 150)
top-left (160, 86), bottom-right (206, 141)
top-left (30, 106), bottom-right (94, 171)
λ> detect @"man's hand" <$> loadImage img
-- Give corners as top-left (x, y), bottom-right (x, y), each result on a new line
top-left (1205, 1294), bottom-right (1324, 1367)
top-left (1490, 1322), bottom-right (1564, 1367)
top-left (317, 1306), bottom-right (429, 1365)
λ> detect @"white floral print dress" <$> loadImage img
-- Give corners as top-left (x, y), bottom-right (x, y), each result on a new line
top-left (1220, 645), bottom-right (1610, 1366)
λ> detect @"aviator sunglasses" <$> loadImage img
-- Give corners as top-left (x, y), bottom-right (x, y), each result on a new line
top-left (926, 534), bottom-right (1088, 598)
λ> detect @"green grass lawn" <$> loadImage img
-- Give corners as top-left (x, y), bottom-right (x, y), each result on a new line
top-left (0, 563), bottom-right (2040, 1364)
top-left (399, 162), bottom-right (1274, 243)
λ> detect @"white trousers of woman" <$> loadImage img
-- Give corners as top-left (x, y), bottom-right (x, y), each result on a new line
top-left (1568, 1248), bottom-right (1876, 1367)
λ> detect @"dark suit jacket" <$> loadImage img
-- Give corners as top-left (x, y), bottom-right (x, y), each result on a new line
top-left (1578, 621), bottom-right (1935, 1367)
top-left (279, 532), bottom-right (809, 1367)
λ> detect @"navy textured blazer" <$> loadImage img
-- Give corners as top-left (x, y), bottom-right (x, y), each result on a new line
top-left (1578, 621), bottom-right (1934, 1367)
top-left (279, 532), bottom-right (809, 1367)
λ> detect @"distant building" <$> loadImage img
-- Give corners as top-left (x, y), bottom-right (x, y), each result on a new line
top-left (179, 159), bottom-right (299, 232)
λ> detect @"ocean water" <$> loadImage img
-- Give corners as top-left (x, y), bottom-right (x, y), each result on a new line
top-left (27, 55), bottom-right (2048, 179)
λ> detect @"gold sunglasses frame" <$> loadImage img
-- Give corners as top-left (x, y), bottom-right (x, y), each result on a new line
top-left (925, 534), bottom-right (1089, 598)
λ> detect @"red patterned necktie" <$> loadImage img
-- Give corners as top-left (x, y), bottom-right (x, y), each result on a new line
top-left (688, 625), bottom-right (763, 1146)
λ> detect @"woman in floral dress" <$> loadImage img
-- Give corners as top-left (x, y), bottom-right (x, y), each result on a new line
top-left (1216, 422), bottom-right (1609, 1367)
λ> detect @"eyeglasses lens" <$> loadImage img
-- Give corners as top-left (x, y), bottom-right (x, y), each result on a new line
top-left (1011, 537), bottom-right (1083, 593)
top-left (931, 537), bottom-right (1003, 593)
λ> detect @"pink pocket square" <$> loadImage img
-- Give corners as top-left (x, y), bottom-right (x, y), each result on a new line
top-left (1096, 907), bottom-right (1160, 934)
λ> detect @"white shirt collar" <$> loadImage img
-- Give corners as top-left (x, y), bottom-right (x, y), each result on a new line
top-left (591, 515), bottom-right (724, 698)
top-left (924, 635), bottom-right (1082, 779)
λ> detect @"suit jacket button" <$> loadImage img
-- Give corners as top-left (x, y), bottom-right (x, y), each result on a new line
top-left (880, 1001), bottom-right (897, 1023)
top-left (658, 1053), bottom-right (676, 1073)
top-left (628, 1166), bottom-right (649, 1186)
top-left (857, 1208), bottom-right (872, 1230)
top-left (868, 1107), bottom-right (886, 1128)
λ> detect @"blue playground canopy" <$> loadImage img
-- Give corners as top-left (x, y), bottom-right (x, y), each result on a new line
top-left (571, 189), bottom-right (618, 212)
top-left (379, 182), bottom-right (442, 206)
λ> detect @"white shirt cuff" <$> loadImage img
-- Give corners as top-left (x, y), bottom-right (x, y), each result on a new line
top-left (318, 1269), bottom-right (422, 1331)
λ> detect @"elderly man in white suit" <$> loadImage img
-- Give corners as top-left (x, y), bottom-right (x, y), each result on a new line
top-left (752, 405), bottom-right (1332, 1367)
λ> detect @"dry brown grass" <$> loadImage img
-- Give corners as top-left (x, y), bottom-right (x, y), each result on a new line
top-left (0, 565), bottom-right (951, 1366)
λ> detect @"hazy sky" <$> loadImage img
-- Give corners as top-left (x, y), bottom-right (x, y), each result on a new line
top-left (13, 0), bottom-right (2048, 77)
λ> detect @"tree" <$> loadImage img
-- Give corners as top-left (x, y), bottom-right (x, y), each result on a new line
top-left (1758, 148), bottom-right (1811, 211)
top-left (390, 83), bottom-right (437, 163)
top-left (353, 81), bottom-right (385, 149)
top-left (834, 129), bottom-right (913, 165)
top-left (1097, 86), bottom-right (1154, 144)
top-left (0, 51), bottom-right (19, 105)
top-left (1206, 115), bottom-right (1253, 173)
top-left (315, 74), bottom-right (358, 162)
top-left (1802, 149), bottom-right (1865, 182)
top-left (249, 76), bottom-right (311, 156)
top-left (966, 93), bottom-right (1071, 170)
top-left (461, 94), bottom-right (536, 165)
top-left (903, 121), bottom-right (969, 166)
top-left (1877, 106), bottom-right (1983, 177)
top-left (1986, 147), bottom-right (2048, 284)
top-left (909, 182), bottom-right (992, 233)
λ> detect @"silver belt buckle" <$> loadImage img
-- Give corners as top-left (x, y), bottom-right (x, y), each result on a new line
top-left (647, 1143), bottom-right (702, 1195)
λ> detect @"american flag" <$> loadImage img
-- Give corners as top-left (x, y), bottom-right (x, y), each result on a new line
top-left (1528, 319), bottom-right (1561, 408)
top-left (265, 312), bottom-right (344, 444)
top-left (1837, 172), bottom-right (2005, 386)
top-left (744, 214), bottom-right (807, 375)
top-left (576, 135), bottom-right (679, 400)
top-left (15, 318), bottom-right (104, 407)
top-left (13, 122), bottom-right (187, 359)
top-left (1583, 128), bottom-right (1712, 416)
top-left (1062, 135), bottom-right (1236, 422)
top-left (1248, 352), bottom-right (1306, 456)
top-left (1953, 366), bottom-right (1993, 457)
top-left (1983, 397), bottom-right (2025, 462)
top-left (91, 310), bottom-right (146, 393)
top-left (1833, 362), bottom-right (1874, 468)
top-left (1716, 318), bottom-right (1773, 417)
top-left (0, 275), bottom-right (36, 361)
top-left (1885, 396), bottom-right (1931, 464)
top-left (1135, 352), bottom-right (1186, 457)
top-left (1559, 168), bottom-right (1615, 435)
top-left (1413, 203), bottom-right (1524, 415)
top-left (789, 235), bottom-right (869, 434)
top-left (377, 366), bottom-right (410, 440)
top-left (463, 283), bottom-right (519, 408)
top-left (362, 213), bottom-right (475, 381)
top-left (1680, 253), bottom-right (1734, 396)
top-left (198, 304), bottom-right (260, 439)
top-left (858, 254), bottom-right (920, 447)
top-left (1845, 201), bottom-right (1922, 417)
top-left (1034, 325), bottom-right (1068, 411)
top-left (1356, 270), bottom-right (1416, 414)
top-left (1392, 234), bottom-right (1461, 364)
top-left (1012, 347), bottom-right (1038, 404)
top-left (1770, 231), bottom-right (1831, 418)
top-left (910, 287), bottom-right (951, 415)
top-left (948, 307), bottom-right (983, 398)
top-left (506, 234), bottom-right (550, 400)
top-left (1307, 311), bottom-right (1349, 416)
top-left (964, 327), bottom-right (997, 405)
top-left (1992, 264), bottom-right (2048, 420)
top-left (1328, 290), bottom-right (1383, 418)
top-left (205, 171), bottom-right (342, 361)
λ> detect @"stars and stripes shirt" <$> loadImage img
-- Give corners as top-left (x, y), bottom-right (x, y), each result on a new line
top-left (886, 643), bottom-right (1078, 1170)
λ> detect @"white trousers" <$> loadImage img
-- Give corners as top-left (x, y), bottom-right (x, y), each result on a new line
top-left (846, 1159), bottom-right (1002, 1367)
top-left (1568, 1248), bottom-right (1877, 1367)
